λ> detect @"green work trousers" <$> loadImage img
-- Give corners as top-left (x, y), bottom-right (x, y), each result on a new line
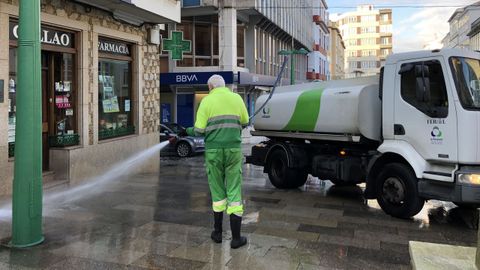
top-left (205, 148), bottom-right (244, 216)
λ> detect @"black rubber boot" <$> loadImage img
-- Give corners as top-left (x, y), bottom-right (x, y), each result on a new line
top-left (230, 214), bottom-right (247, 249)
top-left (211, 212), bottom-right (223, 243)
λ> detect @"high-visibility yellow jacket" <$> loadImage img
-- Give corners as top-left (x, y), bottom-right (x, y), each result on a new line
top-left (187, 87), bottom-right (249, 149)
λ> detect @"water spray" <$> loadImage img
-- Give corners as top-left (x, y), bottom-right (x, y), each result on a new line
top-left (0, 141), bottom-right (171, 221)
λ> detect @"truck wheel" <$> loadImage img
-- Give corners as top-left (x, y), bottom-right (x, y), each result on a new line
top-left (375, 163), bottom-right (425, 219)
top-left (266, 148), bottom-right (308, 189)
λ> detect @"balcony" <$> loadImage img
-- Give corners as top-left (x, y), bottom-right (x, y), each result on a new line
top-left (313, 15), bottom-right (329, 32)
top-left (307, 72), bottom-right (316, 80)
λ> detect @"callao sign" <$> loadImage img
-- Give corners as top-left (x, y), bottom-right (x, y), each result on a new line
top-left (9, 21), bottom-right (74, 48)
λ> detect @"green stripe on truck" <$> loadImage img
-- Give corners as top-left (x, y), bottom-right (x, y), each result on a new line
top-left (283, 88), bottom-right (323, 132)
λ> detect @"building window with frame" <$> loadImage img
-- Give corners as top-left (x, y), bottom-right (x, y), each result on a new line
top-left (237, 24), bottom-right (245, 67)
top-left (98, 38), bottom-right (134, 140)
top-left (175, 16), bottom-right (219, 67)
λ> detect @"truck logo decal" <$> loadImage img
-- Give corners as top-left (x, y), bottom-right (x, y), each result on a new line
top-left (431, 127), bottom-right (442, 138)
top-left (283, 88), bottom-right (324, 132)
top-left (431, 126), bottom-right (443, 145)
top-left (262, 107), bottom-right (271, 118)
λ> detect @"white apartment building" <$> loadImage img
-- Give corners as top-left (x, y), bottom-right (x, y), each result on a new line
top-left (333, 5), bottom-right (393, 78)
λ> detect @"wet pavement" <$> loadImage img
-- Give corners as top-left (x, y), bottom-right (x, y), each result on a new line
top-left (0, 144), bottom-right (478, 269)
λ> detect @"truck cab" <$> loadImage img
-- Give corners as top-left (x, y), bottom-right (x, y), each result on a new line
top-left (247, 49), bottom-right (480, 218)
top-left (366, 49), bottom-right (480, 214)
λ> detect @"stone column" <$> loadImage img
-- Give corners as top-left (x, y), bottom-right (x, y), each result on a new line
top-left (219, 7), bottom-right (237, 71)
top-left (245, 15), bottom-right (261, 74)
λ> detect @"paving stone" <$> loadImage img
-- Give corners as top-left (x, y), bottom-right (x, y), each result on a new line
top-left (347, 246), bottom-right (411, 265)
top-left (49, 240), bottom-right (147, 265)
top-left (0, 247), bottom-right (66, 269)
top-left (254, 227), bottom-right (319, 242)
top-left (264, 246), bottom-right (322, 266)
top-left (48, 257), bottom-right (150, 270)
top-left (132, 254), bottom-right (207, 270)
top-left (226, 253), bottom-right (300, 270)
top-left (317, 234), bottom-right (381, 250)
top-left (298, 224), bottom-right (354, 237)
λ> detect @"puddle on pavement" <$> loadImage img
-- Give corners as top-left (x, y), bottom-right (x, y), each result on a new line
top-left (300, 175), bottom-right (479, 230)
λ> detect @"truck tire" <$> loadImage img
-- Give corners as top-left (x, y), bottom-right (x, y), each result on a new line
top-left (375, 163), bottom-right (425, 219)
top-left (266, 148), bottom-right (308, 189)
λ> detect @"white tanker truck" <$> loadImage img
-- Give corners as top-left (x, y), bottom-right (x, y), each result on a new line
top-left (246, 49), bottom-right (480, 218)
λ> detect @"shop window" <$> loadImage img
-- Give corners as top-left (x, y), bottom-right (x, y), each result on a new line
top-left (8, 48), bottom-right (17, 157)
top-left (50, 52), bottom-right (78, 147)
top-left (237, 25), bottom-right (245, 58)
top-left (178, 57), bottom-right (194, 67)
top-left (213, 26), bottom-right (219, 56)
top-left (98, 59), bottom-right (134, 140)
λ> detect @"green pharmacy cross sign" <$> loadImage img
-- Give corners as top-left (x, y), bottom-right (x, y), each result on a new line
top-left (162, 31), bottom-right (191, 60)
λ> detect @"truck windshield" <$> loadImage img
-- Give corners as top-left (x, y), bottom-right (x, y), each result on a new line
top-left (450, 57), bottom-right (480, 110)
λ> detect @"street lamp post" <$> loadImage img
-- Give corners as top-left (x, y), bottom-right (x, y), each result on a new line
top-left (11, 0), bottom-right (44, 247)
top-left (279, 48), bottom-right (309, 85)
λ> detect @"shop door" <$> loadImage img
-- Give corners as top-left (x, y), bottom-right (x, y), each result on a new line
top-left (41, 53), bottom-right (50, 171)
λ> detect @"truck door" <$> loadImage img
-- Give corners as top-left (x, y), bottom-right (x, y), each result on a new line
top-left (394, 59), bottom-right (458, 163)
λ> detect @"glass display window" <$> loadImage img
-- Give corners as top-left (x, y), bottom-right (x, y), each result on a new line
top-left (98, 38), bottom-right (134, 140)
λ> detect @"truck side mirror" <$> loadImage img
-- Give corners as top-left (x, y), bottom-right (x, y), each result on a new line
top-left (415, 64), bottom-right (431, 103)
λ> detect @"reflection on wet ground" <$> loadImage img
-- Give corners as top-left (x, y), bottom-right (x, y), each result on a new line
top-left (0, 145), bottom-right (477, 269)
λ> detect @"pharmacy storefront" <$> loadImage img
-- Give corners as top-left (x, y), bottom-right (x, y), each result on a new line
top-left (0, 0), bottom-right (179, 195)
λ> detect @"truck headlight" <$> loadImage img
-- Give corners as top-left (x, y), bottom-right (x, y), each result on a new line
top-left (458, 174), bottom-right (480, 185)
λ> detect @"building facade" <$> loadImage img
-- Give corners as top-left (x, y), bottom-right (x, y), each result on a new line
top-left (0, 0), bottom-right (180, 195)
top-left (468, 18), bottom-right (480, 51)
top-left (160, 0), bottom-right (324, 127)
top-left (333, 5), bottom-right (393, 78)
top-left (328, 21), bottom-right (345, 80)
top-left (443, 1), bottom-right (480, 49)
top-left (307, 0), bottom-right (329, 81)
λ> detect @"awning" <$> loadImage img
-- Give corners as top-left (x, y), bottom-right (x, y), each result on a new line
top-left (238, 72), bottom-right (277, 87)
top-left (74, 0), bottom-right (180, 26)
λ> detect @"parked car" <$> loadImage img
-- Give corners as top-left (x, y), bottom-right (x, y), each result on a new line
top-left (160, 123), bottom-right (205, 157)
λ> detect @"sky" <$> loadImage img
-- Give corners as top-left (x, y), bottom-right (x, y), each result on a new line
top-left (327, 0), bottom-right (478, 52)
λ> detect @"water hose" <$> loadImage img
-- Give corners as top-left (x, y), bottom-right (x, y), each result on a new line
top-left (248, 56), bottom-right (290, 125)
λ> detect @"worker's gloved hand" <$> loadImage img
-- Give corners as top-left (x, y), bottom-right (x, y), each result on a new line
top-left (185, 127), bottom-right (195, 136)
top-left (168, 136), bottom-right (178, 144)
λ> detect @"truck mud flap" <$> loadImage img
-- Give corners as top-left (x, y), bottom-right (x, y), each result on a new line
top-left (245, 144), bottom-right (269, 167)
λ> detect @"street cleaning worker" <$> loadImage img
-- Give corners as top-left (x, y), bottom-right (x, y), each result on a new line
top-left (186, 74), bottom-right (249, 249)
